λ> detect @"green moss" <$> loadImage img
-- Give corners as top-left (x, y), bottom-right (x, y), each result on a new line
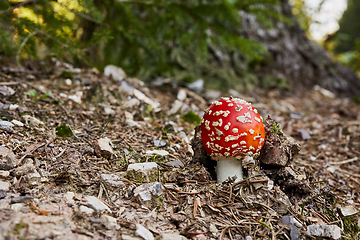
top-left (270, 121), bottom-right (280, 134)
top-left (182, 111), bottom-right (201, 125)
top-left (13, 222), bottom-right (28, 236)
top-left (126, 169), bottom-right (160, 183)
top-left (343, 215), bottom-right (359, 239)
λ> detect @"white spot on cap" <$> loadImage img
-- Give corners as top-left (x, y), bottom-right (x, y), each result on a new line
top-left (224, 152), bottom-right (230, 157)
top-left (215, 101), bottom-right (222, 106)
top-left (228, 103), bottom-right (233, 107)
top-left (232, 128), bottom-right (238, 134)
top-left (212, 118), bottom-right (223, 127)
top-left (240, 141), bottom-right (246, 145)
top-left (232, 143), bottom-right (239, 148)
top-left (208, 110), bottom-right (212, 115)
top-left (249, 129), bottom-right (255, 134)
top-left (235, 106), bottom-right (243, 111)
top-left (225, 135), bottom-right (239, 142)
top-left (214, 127), bottom-right (224, 136)
top-left (236, 115), bottom-right (252, 124)
top-left (205, 120), bottom-right (211, 131)
top-left (244, 112), bottom-right (251, 118)
top-left (223, 110), bottom-right (230, 117)
top-left (255, 117), bottom-right (261, 123)
top-left (224, 122), bottom-right (231, 131)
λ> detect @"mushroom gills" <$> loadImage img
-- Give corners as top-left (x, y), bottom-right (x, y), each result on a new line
top-left (216, 158), bottom-right (243, 183)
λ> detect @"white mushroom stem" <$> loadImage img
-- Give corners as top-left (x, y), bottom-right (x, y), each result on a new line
top-left (216, 158), bottom-right (243, 183)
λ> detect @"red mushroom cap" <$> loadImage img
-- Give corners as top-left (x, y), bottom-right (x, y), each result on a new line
top-left (201, 97), bottom-right (265, 160)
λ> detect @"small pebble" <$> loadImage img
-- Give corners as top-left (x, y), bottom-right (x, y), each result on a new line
top-left (89, 217), bottom-right (101, 223)
top-left (11, 195), bottom-right (34, 203)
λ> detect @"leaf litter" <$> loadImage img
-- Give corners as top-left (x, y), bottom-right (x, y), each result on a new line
top-left (0, 62), bottom-right (359, 239)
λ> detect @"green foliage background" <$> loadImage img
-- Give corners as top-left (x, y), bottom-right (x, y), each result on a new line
top-left (331, 0), bottom-right (360, 74)
top-left (0, 0), bottom-right (284, 91)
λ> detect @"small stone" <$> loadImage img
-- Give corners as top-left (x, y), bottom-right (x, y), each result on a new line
top-left (79, 205), bottom-right (94, 215)
top-left (0, 189), bottom-right (6, 199)
top-left (134, 182), bottom-right (164, 201)
top-left (153, 139), bottom-right (166, 147)
top-left (186, 79), bottom-right (204, 92)
top-left (68, 91), bottom-right (83, 104)
top-left (93, 137), bottom-right (114, 159)
top-left (0, 146), bottom-right (17, 166)
top-left (163, 160), bottom-right (184, 168)
top-left (167, 100), bottom-right (183, 115)
top-left (160, 233), bottom-right (187, 240)
top-left (307, 225), bottom-right (341, 239)
top-left (100, 214), bottom-right (120, 230)
top-left (0, 121), bottom-right (14, 132)
top-left (0, 86), bottom-right (15, 96)
top-left (124, 98), bottom-right (141, 108)
top-left (244, 237), bottom-right (253, 240)
top-left (11, 203), bottom-right (24, 212)
top-left (145, 150), bottom-right (169, 157)
top-left (0, 170), bottom-right (9, 178)
top-left (64, 192), bottom-right (75, 204)
top-left (104, 65), bottom-right (127, 81)
top-left (133, 89), bottom-right (161, 112)
top-left (9, 104), bottom-right (19, 111)
top-left (339, 205), bottom-right (358, 217)
top-left (0, 181), bottom-right (10, 191)
top-left (11, 195), bottom-right (33, 203)
top-left (23, 115), bottom-right (44, 127)
top-left (11, 120), bottom-right (23, 127)
top-left (282, 216), bottom-right (300, 240)
top-left (100, 174), bottom-right (126, 188)
top-left (89, 217), bottom-right (101, 223)
top-left (135, 224), bottom-right (154, 240)
top-left (125, 118), bottom-right (142, 128)
top-left (177, 89), bottom-right (187, 101)
top-left (84, 195), bottom-right (111, 213)
top-left (127, 162), bottom-right (158, 174)
top-left (65, 79), bottom-right (72, 86)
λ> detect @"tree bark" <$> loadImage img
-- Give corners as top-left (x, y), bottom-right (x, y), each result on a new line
top-left (242, 0), bottom-right (360, 97)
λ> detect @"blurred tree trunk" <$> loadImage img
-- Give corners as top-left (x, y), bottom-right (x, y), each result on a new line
top-left (243, 0), bottom-right (360, 97)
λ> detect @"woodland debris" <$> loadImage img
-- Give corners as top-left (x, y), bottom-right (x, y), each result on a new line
top-left (0, 181), bottom-right (10, 191)
top-left (100, 174), bottom-right (126, 188)
top-left (135, 224), bottom-right (154, 240)
top-left (79, 205), bottom-right (94, 215)
top-left (0, 146), bottom-right (17, 166)
top-left (259, 116), bottom-right (300, 167)
top-left (160, 233), bottom-right (187, 240)
top-left (83, 195), bottom-right (111, 213)
top-left (127, 162), bottom-right (158, 174)
top-left (338, 205), bottom-right (358, 217)
top-left (93, 137), bottom-right (114, 159)
top-left (133, 182), bottom-right (164, 201)
top-left (307, 225), bottom-right (341, 239)
top-left (0, 121), bottom-right (14, 132)
top-left (104, 64), bottom-right (127, 81)
top-left (0, 170), bottom-right (9, 178)
top-left (282, 216), bottom-right (301, 240)
top-left (100, 214), bottom-right (120, 230)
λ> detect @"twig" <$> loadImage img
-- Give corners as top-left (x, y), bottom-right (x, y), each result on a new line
top-left (0, 0), bottom-right (36, 15)
top-left (16, 30), bottom-right (40, 66)
top-left (309, 208), bottom-right (329, 224)
top-left (329, 157), bottom-right (358, 165)
top-left (29, 201), bottom-right (52, 215)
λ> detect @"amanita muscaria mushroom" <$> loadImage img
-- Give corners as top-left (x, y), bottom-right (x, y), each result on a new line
top-left (201, 97), bottom-right (265, 183)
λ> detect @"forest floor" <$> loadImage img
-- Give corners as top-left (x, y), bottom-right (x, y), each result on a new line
top-left (0, 60), bottom-right (360, 240)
